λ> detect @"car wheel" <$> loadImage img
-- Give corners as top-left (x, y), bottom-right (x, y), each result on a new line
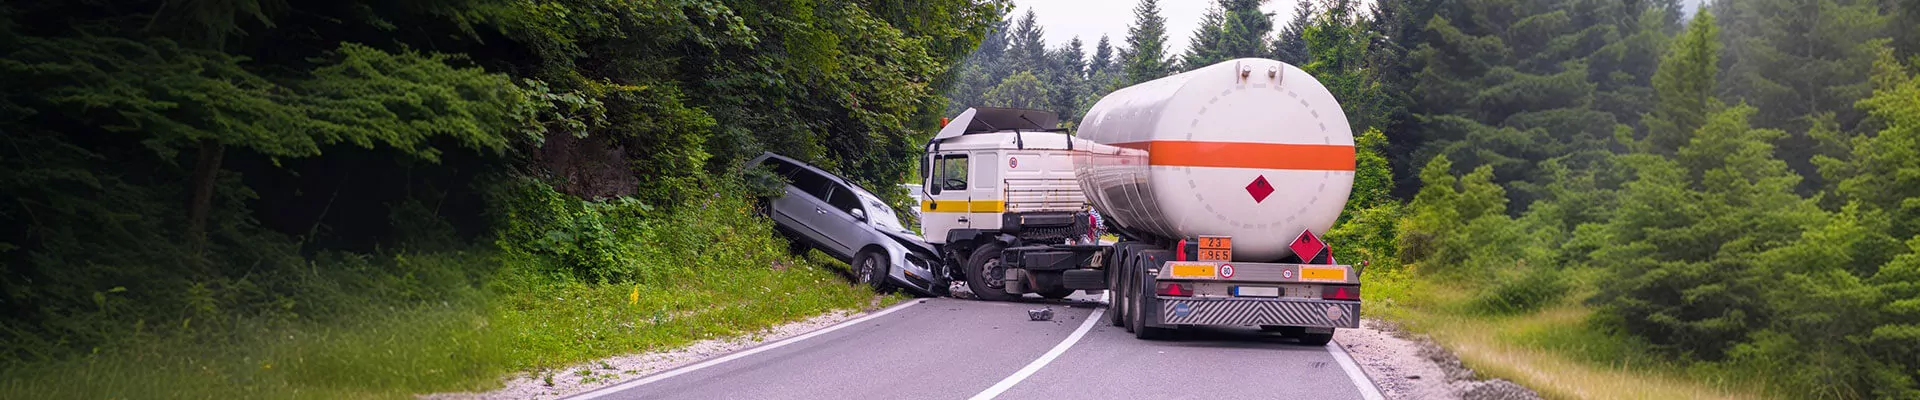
top-left (1038, 288), bottom-right (1074, 299)
top-left (966, 242), bottom-right (1017, 301)
top-left (854, 250), bottom-right (891, 293)
top-left (1298, 329), bottom-right (1335, 346)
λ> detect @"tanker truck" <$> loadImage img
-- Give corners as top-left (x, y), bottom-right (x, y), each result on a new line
top-left (920, 58), bottom-right (1361, 344)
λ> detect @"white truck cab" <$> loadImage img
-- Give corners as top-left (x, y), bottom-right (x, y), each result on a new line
top-left (919, 108), bottom-right (1098, 301)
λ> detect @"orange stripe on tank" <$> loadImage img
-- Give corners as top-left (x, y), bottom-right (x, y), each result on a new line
top-left (1110, 141), bottom-right (1355, 171)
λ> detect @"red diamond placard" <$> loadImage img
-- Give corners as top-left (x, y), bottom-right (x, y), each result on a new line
top-left (1246, 175), bottom-right (1275, 203)
top-left (1290, 230), bottom-right (1326, 263)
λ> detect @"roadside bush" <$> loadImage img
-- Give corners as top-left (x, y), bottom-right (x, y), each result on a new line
top-left (1472, 265), bottom-right (1568, 315)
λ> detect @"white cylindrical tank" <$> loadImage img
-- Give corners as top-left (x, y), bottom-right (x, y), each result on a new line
top-left (1076, 58), bottom-right (1354, 262)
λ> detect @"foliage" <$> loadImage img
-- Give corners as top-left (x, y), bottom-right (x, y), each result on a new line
top-left (1121, 0), bottom-right (1174, 86)
top-left (1182, 0), bottom-right (1275, 69)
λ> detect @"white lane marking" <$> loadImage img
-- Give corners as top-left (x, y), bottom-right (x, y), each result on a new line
top-left (568, 300), bottom-right (923, 400)
top-left (968, 301), bottom-right (1106, 400)
top-left (1327, 338), bottom-right (1387, 400)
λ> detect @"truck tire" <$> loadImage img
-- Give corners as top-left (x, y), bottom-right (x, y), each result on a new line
top-left (1107, 242), bottom-right (1144, 327)
top-left (1131, 250), bottom-right (1175, 340)
top-left (1298, 329), bottom-right (1335, 346)
top-left (966, 242), bottom-right (1017, 301)
top-left (853, 250), bottom-right (891, 293)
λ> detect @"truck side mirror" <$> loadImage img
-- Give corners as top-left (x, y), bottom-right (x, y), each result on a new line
top-left (851, 208), bottom-right (867, 222)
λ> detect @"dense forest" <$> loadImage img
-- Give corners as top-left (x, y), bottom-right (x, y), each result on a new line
top-left (3, 0), bottom-right (1918, 397)
top-left (943, 0), bottom-right (1919, 398)
top-left (0, 0), bottom-right (997, 396)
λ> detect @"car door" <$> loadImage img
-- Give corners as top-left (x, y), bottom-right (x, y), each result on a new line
top-left (783, 168), bottom-right (850, 256)
top-left (820, 183), bottom-right (869, 258)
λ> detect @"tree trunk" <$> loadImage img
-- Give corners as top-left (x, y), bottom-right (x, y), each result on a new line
top-left (187, 139), bottom-right (224, 250)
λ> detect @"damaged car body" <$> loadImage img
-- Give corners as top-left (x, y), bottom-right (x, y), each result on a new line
top-left (747, 153), bottom-right (946, 296)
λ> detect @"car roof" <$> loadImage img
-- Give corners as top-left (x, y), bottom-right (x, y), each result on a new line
top-left (753, 152), bottom-right (876, 197)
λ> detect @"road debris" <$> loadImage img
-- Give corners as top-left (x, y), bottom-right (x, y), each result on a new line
top-left (1028, 307), bottom-right (1054, 321)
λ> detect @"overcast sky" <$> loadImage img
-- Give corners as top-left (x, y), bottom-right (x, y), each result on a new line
top-left (1009, 0), bottom-right (1304, 56)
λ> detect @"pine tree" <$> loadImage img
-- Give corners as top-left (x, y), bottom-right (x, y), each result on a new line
top-left (1182, 0), bottom-right (1274, 70)
top-left (1090, 35), bottom-right (1115, 78)
top-left (1051, 37), bottom-right (1088, 120)
top-left (1120, 0), bottom-right (1172, 86)
top-left (1642, 9), bottom-right (1721, 155)
top-left (1273, 1), bottom-right (1314, 66)
top-left (1009, 9), bottom-right (1048, 74)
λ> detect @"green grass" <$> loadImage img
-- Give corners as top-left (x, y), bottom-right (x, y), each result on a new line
top-left (0, 250), bottom-right (881, 399)
top-left (1366, 268), bottom-right (1778, 400)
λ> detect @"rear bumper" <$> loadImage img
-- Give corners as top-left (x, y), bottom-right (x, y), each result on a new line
top-left (1156, 297), bottom-right (1360, 328)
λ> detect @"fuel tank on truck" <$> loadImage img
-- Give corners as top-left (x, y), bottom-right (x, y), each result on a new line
top-left (1075, 58), bottom-right (1355, 262)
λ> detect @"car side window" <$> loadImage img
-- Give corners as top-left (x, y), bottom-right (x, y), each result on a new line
top-left (825, 185), bottom-right (862, 215)
top-left (936, 154), bottom-right (968, 191)
top-left (790, 169), bottom-right (834, 200)
top-left (766, 158), bottom-right (804, 181)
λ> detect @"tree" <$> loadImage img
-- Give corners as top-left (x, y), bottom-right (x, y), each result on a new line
top-left (1120, 0), bottom-right (1172, 86)
top-left (1090, 35), bottom-right (1115, 78)
top-left (1273, 1), bottom-right (1314, 65)
top-left (1714, 0), bottom-right (1890, 190)
top-left (985, 71), bottom-right (1053, 110)
top-left (1009, 9), bottom-right (1049, 74)
top-left (1050, 37), bottom-right (1089, 120)
top-left (1182, 0), bottom-right (1274, 70)
top-left (1641, 9), bottom-right (1722, 155)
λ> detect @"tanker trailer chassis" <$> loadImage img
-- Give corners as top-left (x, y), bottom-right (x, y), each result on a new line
top-left (1099, 232), bottom-right (1361, 344)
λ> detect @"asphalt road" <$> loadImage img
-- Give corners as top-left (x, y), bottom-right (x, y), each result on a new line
top-left (570, 294), bottom-right (1382, 400)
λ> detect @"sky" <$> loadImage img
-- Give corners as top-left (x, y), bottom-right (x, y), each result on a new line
top-left (1009, 0), bottom-right (1305, 56)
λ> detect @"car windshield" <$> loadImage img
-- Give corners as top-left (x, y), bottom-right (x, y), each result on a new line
top-left (853, 191), bottom-right (910, 232)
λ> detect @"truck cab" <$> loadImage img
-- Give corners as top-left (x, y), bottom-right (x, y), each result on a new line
top-left (920, 108), bottom-right (1102, 301)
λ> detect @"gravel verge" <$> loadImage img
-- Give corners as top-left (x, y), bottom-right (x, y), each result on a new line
top-left (1336, 319), bottom-right (1542, 400)
top-left (420, 308), bottom-right (870, 400)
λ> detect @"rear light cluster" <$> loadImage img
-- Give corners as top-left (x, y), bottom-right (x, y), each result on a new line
top-left (1321, 285), bottom-right (1360, 301)
top-left (1156, 282), bottom-right (1192, 297)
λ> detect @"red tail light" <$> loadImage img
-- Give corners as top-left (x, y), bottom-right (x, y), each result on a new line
top-left (1321, 285), bottom-right (1360, 301)
top-left (1156, 282), bottom-right (1192, 297)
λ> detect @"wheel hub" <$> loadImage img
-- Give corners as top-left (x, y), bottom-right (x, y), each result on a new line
top-left (982, 258), bottom-right (1006, 289)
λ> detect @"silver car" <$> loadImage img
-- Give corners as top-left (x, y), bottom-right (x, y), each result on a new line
top-left (748, 153), bottom-right (945, 296)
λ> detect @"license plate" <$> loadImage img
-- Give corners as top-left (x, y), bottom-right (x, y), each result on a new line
top-left (1198, 236), bottom-right (1232, 261)
top-left (1169, 263), bottom-right (1218, 279)
top-left (1300, 266), bottom-right (1348, 282)
top-left (1233, 286), bottom-right (1280, 297)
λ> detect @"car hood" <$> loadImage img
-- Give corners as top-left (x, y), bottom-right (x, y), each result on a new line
top-left (880, 230), bottom-right (937, 255)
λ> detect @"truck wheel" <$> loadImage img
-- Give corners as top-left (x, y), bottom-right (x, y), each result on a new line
top-left (1298, 329), bottom-right (1335, 346)
top-left (966, 242), bottom-right (1017, 301)
top-left (1107, 243), bottom-right (1141, 327)
top-left (854, 250), bottom-right (891, 293)
top-left (1131, 251), bottom-right (1175, 340)
top-left (1037, 288), bottom-right (1075, 299)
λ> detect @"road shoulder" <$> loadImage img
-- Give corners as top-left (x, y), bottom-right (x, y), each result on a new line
top-left (1334, 319), bottom-right (1542, 400)
top-left (422, 304), bottom-right (893, 400)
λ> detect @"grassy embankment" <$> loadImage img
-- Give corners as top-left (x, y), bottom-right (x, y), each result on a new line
top-left (1364, 267), bottom-right (1775, 400)
top-left (0, 188), bottom-right (888, 399)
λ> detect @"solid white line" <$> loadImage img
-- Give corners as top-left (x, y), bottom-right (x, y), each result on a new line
top-left (1327, 338), bottom-right (1388, 400)
top-left (968, 303), bottom-right (1106, 400)
top-left (568, 300), bottom-right (924, 400)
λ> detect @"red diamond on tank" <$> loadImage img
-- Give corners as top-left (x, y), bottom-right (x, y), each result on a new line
top-left (1246, 175), bottom-right (1275, 203)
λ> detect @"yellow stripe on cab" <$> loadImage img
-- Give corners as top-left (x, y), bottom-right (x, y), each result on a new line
top-left (920, 200), bottom-right (1007, 213)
